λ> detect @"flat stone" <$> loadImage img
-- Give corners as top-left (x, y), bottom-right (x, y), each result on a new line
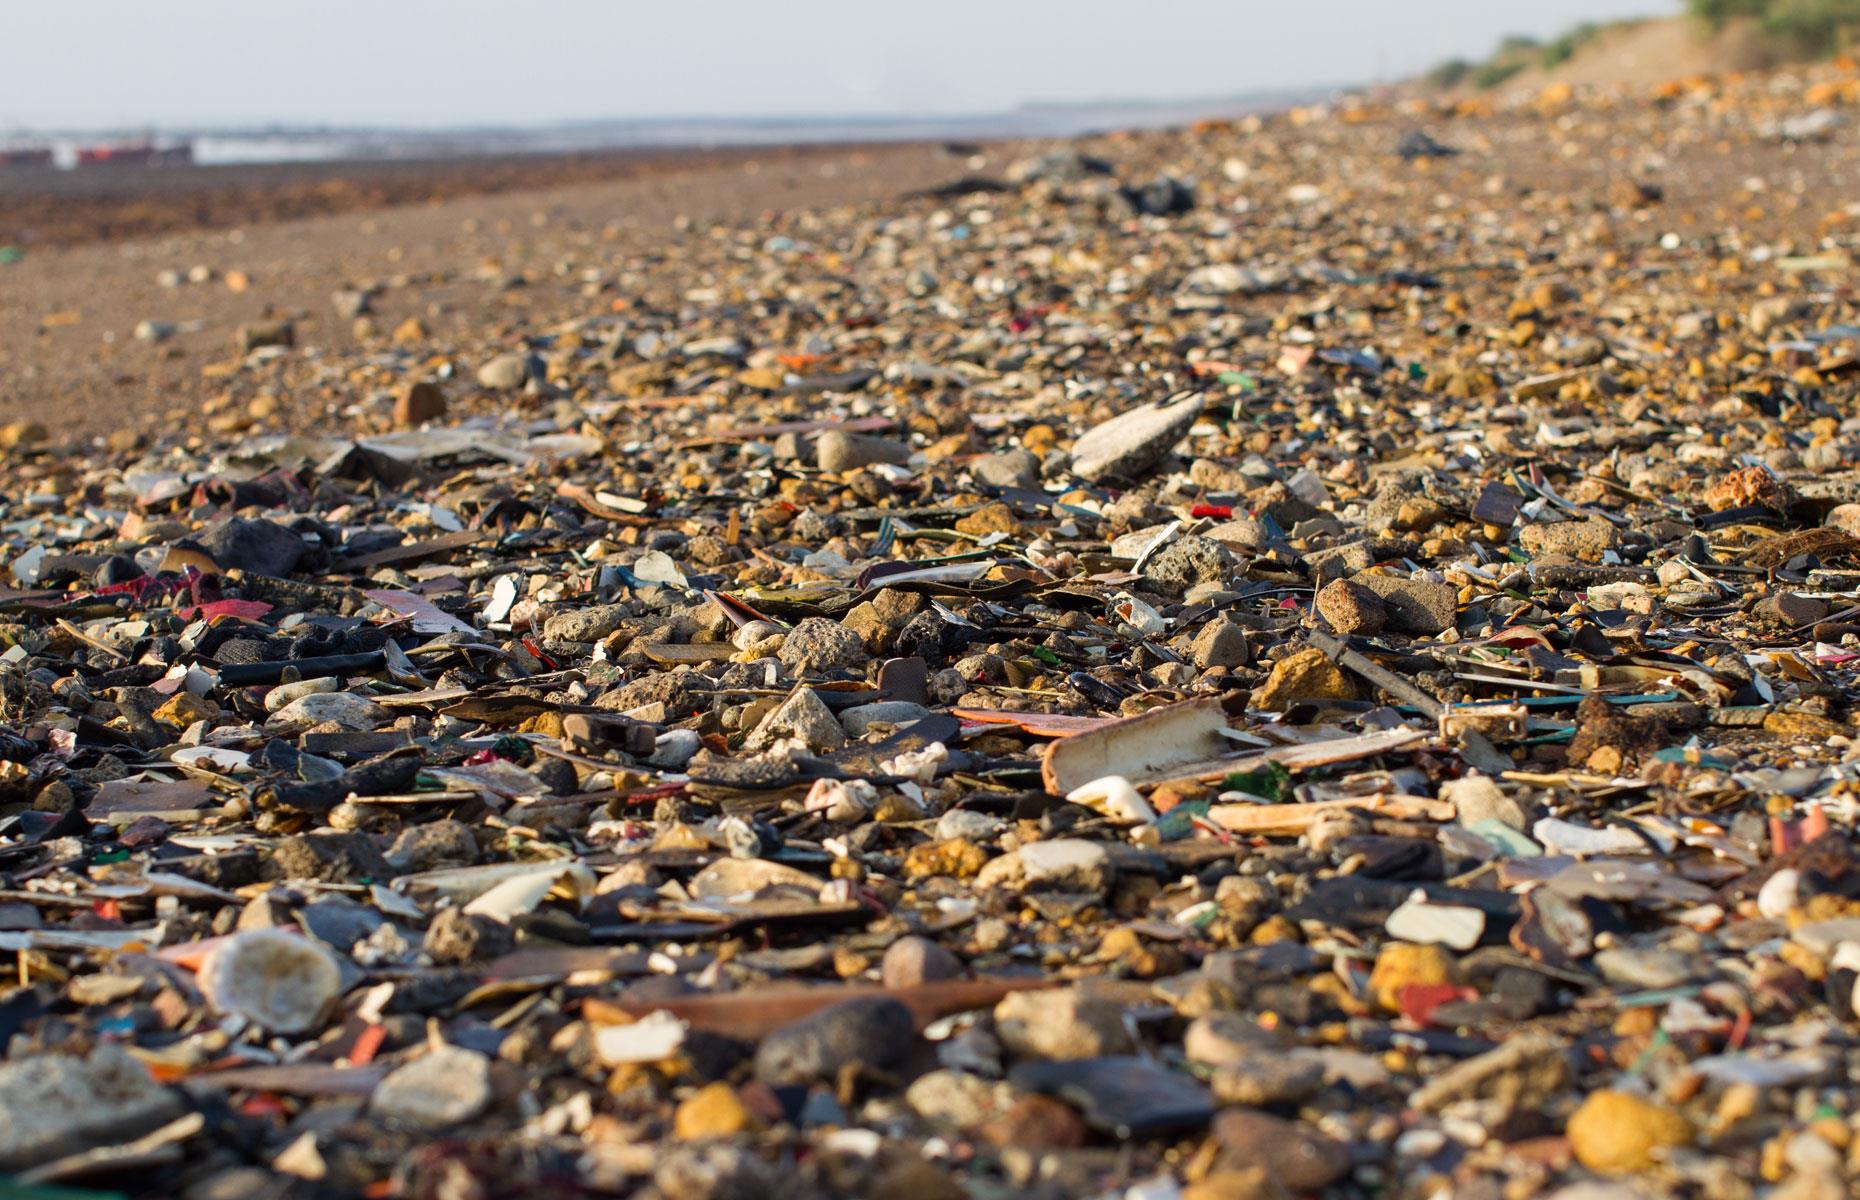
top-left (1070, 393), bottom-right (1203, 482)
top-left (1009, 1056), bottom-right (1214, 1138)
top-left (1353, 573), bottom-right (1457, 635)
top-left (0, 1045), bottom-right (185, 1171)
top-left (817, 430), bottom-right (910, 473)
top-left (1211, 1109), bottom-right (1349, 1191)
top-left (994, 986), bottom-right (1133, 1060)
top-left (839, 700), bottom-right (931, 737)
top-left (370, 1045), bottom-right (493, 1131)
top-left (753, 997), bottom-right (915, 1085)
top-left (1016, 839), bottom-right (1113, 894)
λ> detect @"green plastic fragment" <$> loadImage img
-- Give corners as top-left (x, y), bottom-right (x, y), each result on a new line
top-left (1221, 762), bottom-right (1291, 802)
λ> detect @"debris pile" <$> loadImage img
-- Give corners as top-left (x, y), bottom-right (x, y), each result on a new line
top-left (10, 55), bottom-right (1860, 1200)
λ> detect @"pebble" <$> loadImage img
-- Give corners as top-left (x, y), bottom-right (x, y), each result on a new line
top-left (1565, 1090), bottom-right (1694, 1174)
top-left (1070, 393), bottom-right (1203, 482)
top-left (753, 998), bottom-right (915, 1085)
top-left (477, 353), bottom-right (529, 390)
top-left (994, 986), bottom-right (1134, 1060)
top-left (817, 430), bottom-right (910, 474)
top-left (370, 1045), bottom-right (493, 1131)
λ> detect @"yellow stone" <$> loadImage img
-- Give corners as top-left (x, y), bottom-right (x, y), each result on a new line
top-left (674, 1082), bottom-right (754, 1140)
top-left (903, 838), bottom-right (986, 880)
top-left (1367, 942), bottom-right (1461, 1012)
top-left (1252, 648), bottom-right (1357, 712)
top-left (1566, 1090), bottom-right (1694, 1174)
top-left (152, 692), bottom-right (218, 729)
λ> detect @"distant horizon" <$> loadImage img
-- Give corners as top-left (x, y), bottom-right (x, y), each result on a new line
top-left (1, 0), bottom-right (1675, 131)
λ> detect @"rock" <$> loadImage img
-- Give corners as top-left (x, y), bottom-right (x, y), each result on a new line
top-left (238, 320), bottom-right (294, 352)
top-left (1566, 1089), bottom-right (1694, 1174)
top-left (1755, 593), bottom-right (1829, 628)
top-left (882, 935), bottom-right (964, 989)
top-left (541, 604), bottom-right (633, 643)
top-left (269, 691), bottom-right (389, 732)
top-left (1016, 838), bottom-right (1113, 894)
top-left (190, 516), bottom-right (313, 577)
top-left (1143, 535), bottom-right (1236, 595)
top-left (1594, 946), bottom-right (1694, 990)
top-left (1070, 393), bottom-right (1204, 482)
top-left (394, 381), bottom-right (447, 427)
top-left (906, 1069), bottom-right (1005, 1128)
top-left (424, 906), bottom-right (517, 964)
top-left (777, 617), bottom-right (866, 674)
top-left (478, 353), bottom-right (530, 391)
top-left (1316, 578), bottom-right (1386, 635)
top-left (817, 430), bottom-right (910, 473)
top-left (1443, 775), bottom-right (1528, 830)
top-left (754, 997), bottom-right (915, 1085)
top-left (1367, 942), bottom-right (1462, 1012)
top-left (1519, 519), bottom-right (1621, 561)
top-left (1192, 615), bottom-right (1249, 669)
top-left (1354, 573), bottom-right (1457, 635)
top-left (980, 1094), bottom-right (1088, 1149)
top-left (1186, 1014), bottom-right (1323, 1106)
top-left (273, 831), bottom-right (393, 883)
top-left (198, 929), bottom-right (343, 1033)
top-left (370, 1046), bottom-right (493, 1131)
top-left (1385, 895), bottom-right (1485, 951)
top-left (1211, 1109), bottom-right (1349, 1191)
top-left (1704, 465), bottom-right (1793, 514)
top-left (743, 686), bottom-right (846, 752)
top-left (674, 1082), bottom-right (755, 1140)
top-left (386, 819), bottom-right (479, 871)
top-left (1008, 1056), bottom-right (1214, 1137)
top-left (971, 448), bottom-right (1040, 488)
top-left (1252, 647), bottom-right (1357, 711)
top-left (332, 288), bottom-right (373, 318)
top-left (0, 1045), bottom-right (185, 1171)
top-left (654, 1143), bottom-right (775, 1200)
top-left (993, 986), bottom-right (1133, 1060)
top-left (838, 700), bottom-right (931, 737)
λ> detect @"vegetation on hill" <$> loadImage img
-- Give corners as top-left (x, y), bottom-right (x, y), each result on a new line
top-left (1425, 22), bottom-right (1612, 91)
top-left (1689, 0), bottom-right (1860, 54)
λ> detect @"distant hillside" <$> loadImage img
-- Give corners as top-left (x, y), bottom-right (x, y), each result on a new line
top-left (1428, 10), bottom-right (1838, 95)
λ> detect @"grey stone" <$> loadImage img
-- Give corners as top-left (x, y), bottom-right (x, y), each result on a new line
top-left (477, 353), bottom-right (529, 391)
top-left (370, 1045), bottom-right (493, 1130)
top-left (744, 686), bottom-right (846, 753)
top-left (1018, 838), bottom-right (1112, 894)
top-left (541, 604), bottom-right (633, 644)
top-left (817, 430), bottom-right (910, 474)
top-left (971, 448), bottom-right (1040, 489)
top-left (1143, 535), bottom-right (1236, 595)
top-left (0, 1045), bottom-right (184, 1171)
top-left (838, 700), bottom-right (931, 737)
top-left (424, 907), bottom-right (517, 964)
top-left (1070, 393), bottom-right (1203, 482)
top-left (882, 935), bottom-right (965, 988)
top-left (191, 516), bottom-right (313, 577)
top-left (994, 986), bottom-right (1134, 1060)
top-left (754, 997), bottom-right (915, 1084)
top-left (777, 617), bottom-right (866, 674)
top-left (1594, 947), bottom-right (1696, 990)
top-left (1192, 616), bottom-right (1249, 669)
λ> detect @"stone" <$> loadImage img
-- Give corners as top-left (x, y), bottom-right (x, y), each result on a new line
top-left (1442, 775), bottom-right (1528, 830)
top-left (1385, 895), bottom-right (1485, 951)
top-left (394, 381), bottom-right (447, 427)
top-left (370, 1045), bottom-right (493, 1131)
top-left (753, 997), bottom-right (915, 1085)
top-left (881, 935), bottom-right (964, 989)
top-left (1566, 1090), bottom-right (1694, 1174)
top-left (198, 929), bottom-right (343, 1033)
top-left (993, 986), bottom-right (1133, 1060)
top-left (1755, 593), bottom-right (1830, 629)
top-left (1367, 942), bottom-right (1462, 1012)
top-left (238, 320), bottom-right (294, 352)
top-left (1252, 647), bottom-right (1357, 711)
top-left (1192, 616), bottom-right (1250, 669)
top-left (541, 604), bottom-right (632, 643)
top-left (1519, 519), bottom-right (1621, 561)
top-left (980, 1094), bottom-right (1088, 1149)
top-left (1354, 573), bottom-right (1457, 635)
top-left (1009, 1056), bottom-right (1215, 1137)
top-left (1071, 393), bottom-right (1204, 482)
top-left (906, 1069), bottom-right (1005, 1128)
top-left (269, 691), bottom-right (389, 732)
top-left (273, 831), bottom-right (393, 883)
top-left (424, 906), bottom-right (517, 964)
top-left (817, 430), bottom-right (910, 473)
top-left (386, 819), bottom-right (479, 871)
top-left (0, 1045), bottom-right (185, 1171)
top-left (191, 516), bottom-right (313, 577)
top-left (1211, 1109), bottom-right (1349, 1191)
top-left (1316, 578), bottom-right (1386, 635)
top-left (1186, 1015), bottom-right (1324, 1107)
top-left (777, 617), bottom-right (866, 674)
top-left (1016, 838), bottom-right (1113, 894)
top-left (743, 687), bottom-right (846, 753)
top-left (654, 1143), bottom-right (775, 1200)
top-left (971, 448), bottom-right (1040, 488)
top-left (1409, 1036), bottom-right (1570, 1113)
top-left (478, 353), bottom-right (529, 391)
top-left (838, 700), bottom-right (931, 737)
top-left (1142, 535), bottom-right (1236, 595)
top-left (674, 1082), bottom-right (755, 1140)
top-left (1594, 946), bottom-right (1695, 990)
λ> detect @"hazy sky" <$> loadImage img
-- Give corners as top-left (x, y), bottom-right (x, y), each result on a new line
top-left (3, 0), bottom-right (1678, 129)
